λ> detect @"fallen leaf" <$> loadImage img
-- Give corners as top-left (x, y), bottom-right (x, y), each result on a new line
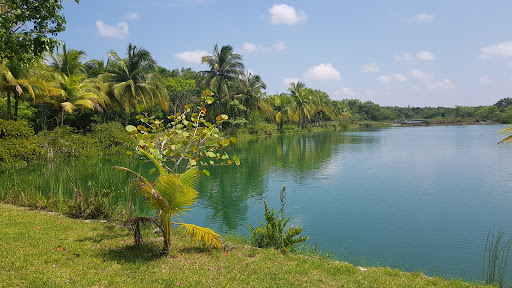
top-left (176, 282), bottom-right (183, 286)
top-left (57, 245), bottom-right (65, 252)
top-left (223, 251), bottom-right (228, 257)
top-left (35, 227), bottom-right (40, 230)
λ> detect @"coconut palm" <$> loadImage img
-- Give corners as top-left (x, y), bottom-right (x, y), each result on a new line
top-left (288, 81), bottom-right (310, 129)
top-left (115, 150), bottom-right (222, 253)
top-left (0, 60), bottom-right (35, 120)
top-left (268, 93), bottom-right (295, 132)
top-left (201, 44), bottom-right (244, 116)
top-left (46, 43), bottom-right (87, 77)
top-left (101, 43), bottom-right (167, 125)
top-left (84, 58), bottom-right (108, 78)
top-left (236, 71), bottom-right (266, 124)
top-left (40, 72), bottom-right (107, 126)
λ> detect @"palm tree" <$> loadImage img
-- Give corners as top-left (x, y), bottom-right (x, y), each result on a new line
top-left (0, 60), bottom-right (35, 120)
top-left (84, 58), bottom-right (108, 78)
top-left (115, 150), bottom-right (222, 253)
top-left (101, 43), bottom-right (167, 125)
top-left (288, 81), bottom-right (310, 129)
top-left (46, 43), bottom-right (87, 77)
top-left (236, 71), bottom-right (266, 124)
top-left (201, 44), bottom-right (245, 116)
top-left (268, 93), bottom-right (295, 132)
top-left (41, 72), bottom-right (108, 126)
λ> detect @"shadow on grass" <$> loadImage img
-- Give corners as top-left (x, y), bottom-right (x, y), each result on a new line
top-left (102, 242), bottom-right (164, 263)
top-left (75, 225), bottom-right (131, 244)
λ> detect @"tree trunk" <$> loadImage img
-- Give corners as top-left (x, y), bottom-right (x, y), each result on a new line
top-left (14, 92), bottom-right (19, 121)
top-left (61, 109), bottom-right (64, 126)
top-left (6, 91), bottom-right (11, 120)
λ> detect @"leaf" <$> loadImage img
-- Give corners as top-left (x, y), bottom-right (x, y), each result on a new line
top-left (206, 97), bottom-right (214, 104)
top-left (233, 156), bottom-right (240, 165)
top-left (174, 222), bottom-right (222, 249)
top-left (202, 169), bottom-right (210, 176)
top-left (126, 125), bottom-right (137, 133)
top-left (150, 168), bottom-right (157, 174)
top-left (35, 226), bottom-right (40, 230)
top-left (57, 245), bottom-right (65, 252)
top-left (189, 159), bottom-right (196, 166)
top-left (136, 105), bottom-right (145, 112)
top-left (230, 137), bottom-right (237, 144)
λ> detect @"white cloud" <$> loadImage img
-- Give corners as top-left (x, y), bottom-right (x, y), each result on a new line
top-left (243, 42), bottom-right (259, 53)
top-left (480, 41), bottom-right (512, 59)
top-left (127, 13), bottom-right (140, 20)
top-left (96, 20), bottom-right (129, 39)
top-left (394, 53), bottom-right (413, 63)
top-left (414, 12), bottom-right (434, 21)
top-left (410, 68), bottom-right (434, 80)
top-left (175, 50), bottom-right (210, 64)
top-left (416, 51), bottom-right (435, 61)
top-left (429, 79), bottom-right (455, 90)
top-left (377, 73), bottom-right (407, 83)
top-left (273, 40), bottom-right (287, 51)
top-left (303, 63), bottom-right (341, 81)
top-left (282, 77), bottom-right (299, 86)
top-left (337, 88), bottom-right (357, 97)
top-left (269, 4), bottom-right (307, 25)
top-left (363, 63), bottom-right (380, 73)
top-left (480, 76), bottom-right (494, 85)
top-left (242, 41), bottom-right (286, 53)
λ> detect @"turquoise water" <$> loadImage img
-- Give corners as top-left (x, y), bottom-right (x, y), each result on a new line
top-left (2, 124), bottom-right (512, 281)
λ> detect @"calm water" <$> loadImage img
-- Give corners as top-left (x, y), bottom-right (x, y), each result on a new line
top-left (2, 124), bottom-right (512, 281)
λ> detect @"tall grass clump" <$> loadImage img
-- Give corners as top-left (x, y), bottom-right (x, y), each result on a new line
top-left (483, 227), bottom-right (512, 288)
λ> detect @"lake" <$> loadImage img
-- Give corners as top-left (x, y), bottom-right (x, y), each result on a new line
top-left (2, 124), bottom-right (512, 282)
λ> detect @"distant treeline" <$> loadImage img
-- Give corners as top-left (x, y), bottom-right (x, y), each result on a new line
top-left (2, 43), bottom-right (511, 136)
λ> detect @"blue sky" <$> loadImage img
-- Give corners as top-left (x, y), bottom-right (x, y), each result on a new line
top-left (59, 0), bottom-right (512, 107)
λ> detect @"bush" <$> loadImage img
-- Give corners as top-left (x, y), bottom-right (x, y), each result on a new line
top-left (0, 119), bottom-right (35, 139)
top-left (247, 186), bottom-right (309, 254)
top-left (247, 122), bottom-right (278, 136)
top-left (90, 122), bottom-right (135, 154)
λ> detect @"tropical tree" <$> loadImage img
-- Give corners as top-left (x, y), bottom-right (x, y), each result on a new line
top-left (308, 89), bottom-right (332, 127)
top-left (101, 43), bottom-right (167, 125)
top-left (0, 0), bottom-right (79, 65)
top-left (84, 58), bottom-right (108, 78)
top-left (116, 92), bottom-right (239, 253)
top-left (42, 72), bottom-right (107, 126)
top-left (46, 43), bottom-right (87, 77)
top-left (0, 60), bottom-right (35, 120)
top-left (201, 44), bottom-right (244, 117)
top-left (288, 81), bottom-right (310, 129)
top-left (267, 93), bottom-right (295, 131)
top-left (236, 71), bottom-right (266, 124)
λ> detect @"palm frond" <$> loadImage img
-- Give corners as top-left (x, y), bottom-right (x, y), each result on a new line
top-left (499, 126), bottom-right (512, 144)
top-left (174, 222), bottom-right (222, 249)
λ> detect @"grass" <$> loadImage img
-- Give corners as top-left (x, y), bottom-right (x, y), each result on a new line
top-left (0, 204), bottom-right (493, 288)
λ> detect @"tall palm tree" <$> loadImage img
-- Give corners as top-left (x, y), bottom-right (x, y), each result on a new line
top-left (84, 58), bottom-right (108, 78)
top-left (268, 93), bottom-right (295, 131)
top-left (236, 71), bottom-right (266, 124)
top-left (46, 43), bottom-right (87, 77)
top-left (201, 44), bottom-right (244, 116)
top-left (101, 43), bottom-right (167, 125)
top-left (0, 60), bottom-right (35, 120)
top-left (288, 81), bottom-right (310, 129)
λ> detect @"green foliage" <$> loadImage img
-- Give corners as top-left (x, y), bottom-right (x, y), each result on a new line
top-left (247, 121), bottom-right (278, 136)
top-left (0, 119), bottom-right (34, 139)
top-left (247, 186), bottom-right (309, 253)
top-left (117, 91), bottom-right (239, 253)
top-left (66, 187), bottom-right (119, 220)
top-left (0, 0), bottom-right (80, 65)
top-left (483, 227), bottom-right (512, 288)
top-left (90, 122), bottom-right (135, 154)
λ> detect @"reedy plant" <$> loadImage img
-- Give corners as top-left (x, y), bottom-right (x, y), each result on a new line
top-left (247, 185), bottom-right (309, 254)
top-left (116, 90), bottom-right (239, 253)
top-left (483, 227), bottom-right (512, 288)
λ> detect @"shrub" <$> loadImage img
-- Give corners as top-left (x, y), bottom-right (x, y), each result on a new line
top-left (247, 122), bottom-right (278, 136)
top-left (0, 119), bottom-right (35, 139)
top-left (90, 122), bottom-right (135, 154)
top-left (247, 186), bottom-right (309, 254)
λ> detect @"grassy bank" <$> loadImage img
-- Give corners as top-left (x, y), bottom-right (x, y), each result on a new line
top-left (0, 204), bottom-right (492, 288)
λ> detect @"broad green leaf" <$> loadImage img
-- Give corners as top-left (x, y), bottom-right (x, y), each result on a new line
top-left (136, 105), bottom-right (145, 112)
top-left (202, 170), bottom-right (210, 176)
top-left (126, 125), bottom-right (137, 133)
top-left (233, 156), bottom-right (240, 165)
top-left (206, 96), bottom-right (214, 104)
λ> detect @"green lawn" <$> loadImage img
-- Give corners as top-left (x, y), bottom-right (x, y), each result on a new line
top-left (0, 204), bottom-right (493, 288)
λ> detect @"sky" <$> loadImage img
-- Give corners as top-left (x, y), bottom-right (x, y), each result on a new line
top-left (58, 0), bottom-right (512, 107)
